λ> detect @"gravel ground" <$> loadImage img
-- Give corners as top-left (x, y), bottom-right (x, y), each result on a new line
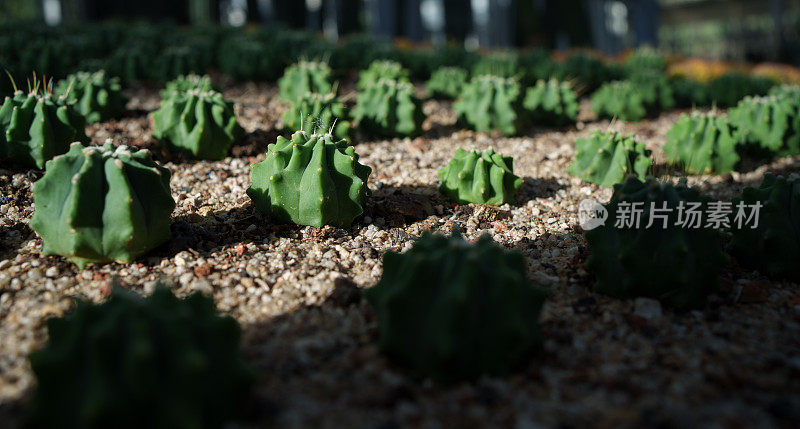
top-left (1, 82), bottom-right (799, 428)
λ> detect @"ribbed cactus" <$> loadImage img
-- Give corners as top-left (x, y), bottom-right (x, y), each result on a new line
top-left (438, 147), bottom-right (522, 205)
top-left (728, 95), bottom-right (800, 157)
top-left (30, 141), bottom-right (175, 268)
top-left (522, 78), bottom-right (579, 126)
top-left (152, 45), bottom-right (205, 83)
top-left (670, 77), bottom-right (710, 108)
top-left (426, 66), bottom-right (468, 99)
top-left (365, 230), bottom-right (549, 381)
top-left (25, 286), bottom-right (254, 429)
top-left (278, 60), bottom-right (333, 102)
top-left (356, 60), bottom-right (410, 91)
top-left (591, 81), bottom-right (647, 121)
top-left (707, 73), bottom-right (774, 108)
top-left (247, 131), bottom-right (372, 227)
top-left (664, 111), bottom-right (739, 174)
top-left (55, 70), bottom-right (127, 124)
top-left (729, 174), bottom-right (800, 281)
top-left (282, 92), bottom-right (351, 141)
top-left (453, 75), bottom-right (526, 136)
top-left (151, 89), bottom-right (243, 160)
top-left (567, 131), bottom-right (651, 188)
top-left (163, 74), bottom-right (217, 95)
top-left (471, 51), bottom-right (522, 81)
top-left (352, 78), bottom-right (424, 138)
top-left (0, 84), bottom-right (89, 169)
top-left (584, 177), bottom-right (725, 309)
top-left (624, 47), bottom-right (667, 76)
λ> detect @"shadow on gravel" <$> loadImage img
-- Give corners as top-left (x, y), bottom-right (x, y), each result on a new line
top-left (365, 183), bottom-right (448, 227)
top-left (0, 223), bottom-right (35, 261)
top-left (515, 176), bottom-right (567, 204)
top-left (231, 129), bottom-right (280, 159)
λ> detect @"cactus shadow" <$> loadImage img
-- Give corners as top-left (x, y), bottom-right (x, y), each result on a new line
top-left (515, 176), bottom-right (567, 205)
top-left (365, 183), bottom-right (450, 227)
top-left (230, 129), bottom-right (282, 159)
top-left (0, 223), bottom-right (35, 261)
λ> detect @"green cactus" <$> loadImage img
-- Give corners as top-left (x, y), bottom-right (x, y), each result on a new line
top-left (670, 77), bottom-right (709, 108)
top-left (729, 173), bottom-right (800, 281)
top-left (0, 84), bottom-right (89, 169)
top-left (282, 92), bottom-right (351, 141)
top-left (277, 60), bottom-right (333, 102)
top-left (426, 66), bottom-right (468, 99)
top-left (453, 75), bottom-right (526, 136)
top-left (151, 45), bottom-right (206, 83)
top-left (24, 285), bottom-right (254, 429)
top-left (55, 70), bottom-right (127, 124)
top-left (151, 88), bottom-right (243, 160)
top-left (365, 230), bottom-right (549, 381)
top-left (555, 52), bottom-right (621, 93)
top-left (247, 131), bottom-right (371, 228)
top-left (106, 46), bottom-right (152, 83)
top-left (584, 177), bottom-right (726, 309)
top-left (707, 73), bottom-right (774, 108)
top-left (663, 111), bottom-right (739, 174)
top-left (728, 95), bottom-right (800, 157)
top-left (438, 147), bottom-right (522, 206)
top-left (471, 51), bottom-right (522, 81)
top-left (352, 78), bottom-right (424, 138)
top-left (30, 141), bottom-right (174, 268)
top-left (522, 78), bottom-right (579, 127)
top-left (624, 47), bottom-right (667, 76)
top-left (591, 74), bottom-right (674, 121)
top-left (218, 36), bottom-right (282, 81)
top-left (567, 131), bottom-right (651, 188)
top-left (356, 60), bottom-right (410, 91)
top-left (163, 74), bottom-right (218, 95)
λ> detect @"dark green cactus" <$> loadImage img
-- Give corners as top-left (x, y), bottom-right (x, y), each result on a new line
top-left (664, 111), bottom-right (739, 174)
top-left (707, 73), bottom-right (774, 108)
top-left (218, 36), bottom-right (282, 81)
top-left (0, 85), bottom-right (89, 169)
top-left (728, 95), bottom-right (800, 157)
top-left (365, 230), bottom-right (549, 381)
top-left (24, 285), bottom-right (254, 429)
top-left (438, 147), bottom-right (522, 206)
top-left (670, 77), bottom-right (710, 108)
top-left (554, 52), bottom-right (621, 93)
top-left (282, 92), bottom-right (351, 141)
top-left (277, 60), bottom-right (333, 102)
top-left (567, 131), bottom-right (651, 188)
top-left (352, 78), bottom-right (424, 138)
top-left (163, 74), bottom-right (218, 95)
top-left (729, 173), bottom-right (800, 281)
top-left (522, 78), bottom-right (579, 127)
top-left (624, 47), bottom-right (667, 76)
top-left (591, 74), bottom-right (674, 121)
top-left (106, 46), bottom-right (152, 83)
top-left (471, 51), bottom-right (522, 81)
top-left (356, 60), bottom-right (410, 91)
top-left (151, 45), bottom-right (206, 83)
top-left (55, 70), bottom-right (127, 124)
top-left (584, 177), bottom-right (726, 309)
top-left (453, 75), bottom-right (526, 136)
top-left (30, 141), bottom-right (174, 268)
top-left (426, 66), bottom-right (468, 99)
top-left (151, 89), bottom-right (243, 160)
top-left (247, 131), bottom-right (371, 227)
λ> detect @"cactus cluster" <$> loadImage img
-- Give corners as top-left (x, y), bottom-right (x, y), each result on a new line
top-left (1, 82), bottom-right (89, 169)
top-left (669, 77), bottom-right (709, 108)
top-left (278, 60), bottom-right (333, 102)
top-left (728, 94), bottom-right (800, 157)
top-left (567, 131), bottom-right (651, 188)
top-left (247, 131), bottom-right (372, 228)
top-left (438, 147), bottom-right (522, 206)
top-left (729, 173), bottom-right (800, 281)
top-left (25, 286), bottom-right (254, 428)
top-left (584, 177), bottom-right (726, 309)
top-left (707, 73), bottom-right (774, 107)
top-left (30, 141), bottom-right (174, 268)
top-left (591, 74), bottom-right (674, 121)
top-left (426, 66), bottom-right (468, 99)
top-left (55, 70), bottom-right (127, 123)
top-left (453, 75), bottom-right (526, 136)
top-left (365, 230), bottom-right (549, 381)
top-left (282, 92), bottom-right (351, 141)
top-left (163, 74), bottom-right (217, 94)
top-left (356, 60), bottom-right (410, 91)
top-left (522, 78), bottom-right (579, 126)
top-left (555, 52), bottom-right (621, 93)
top-left (624, 47), bottom-right (667, 76)
top-left (352, 78), bottom-right (424, 137)
top-left (151, 87), bottom-right (243, 160)
top-left (471, 51), bottom-right (522, 81)
top-left (664, 111), bottom-right (739, 174)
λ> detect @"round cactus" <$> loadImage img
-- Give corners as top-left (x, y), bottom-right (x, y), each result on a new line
top-left (56, 70), bottom-right (128, 124)
top-left (163, 74), bottom-right (218, 95)
top-left (352, 78), bottom-right (425, 138)
top-left (664, 111), bottom-right (739, 174)
top-left (247, 131), bottom-right (372, 228)
top-left (523, 78), bottom-right (579, 127)
top-left (365, 230), bottom-right (549, 381)
top-left (567, 131), bottom-right (652, 188)
top-left (30, 141), bottom-right (175, 268)
top-left (438, 147), bottom-right (522, 206)
top-left (277, 60), bottom-right (333, 102)
top-left (426, 66), bottom-right (468, 99)
top-left (151, 88), bottom-right (244, 160)
top-left (282, 92), bottom-right (351, 141)
top-left (729, 173), bottom-right (800, 281)
top-left (0, 85), bottom-right (89, 169)
top-left (356, 60), bottom-right (410, 91)
top-left (453, 75), bottom-right (526, 136)
top-left (584, 177), bottom-right (726, 309)
top-left (728, 94), bottom-right (800, 157)
top-left (24, 285), bottom-right (254, 429)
